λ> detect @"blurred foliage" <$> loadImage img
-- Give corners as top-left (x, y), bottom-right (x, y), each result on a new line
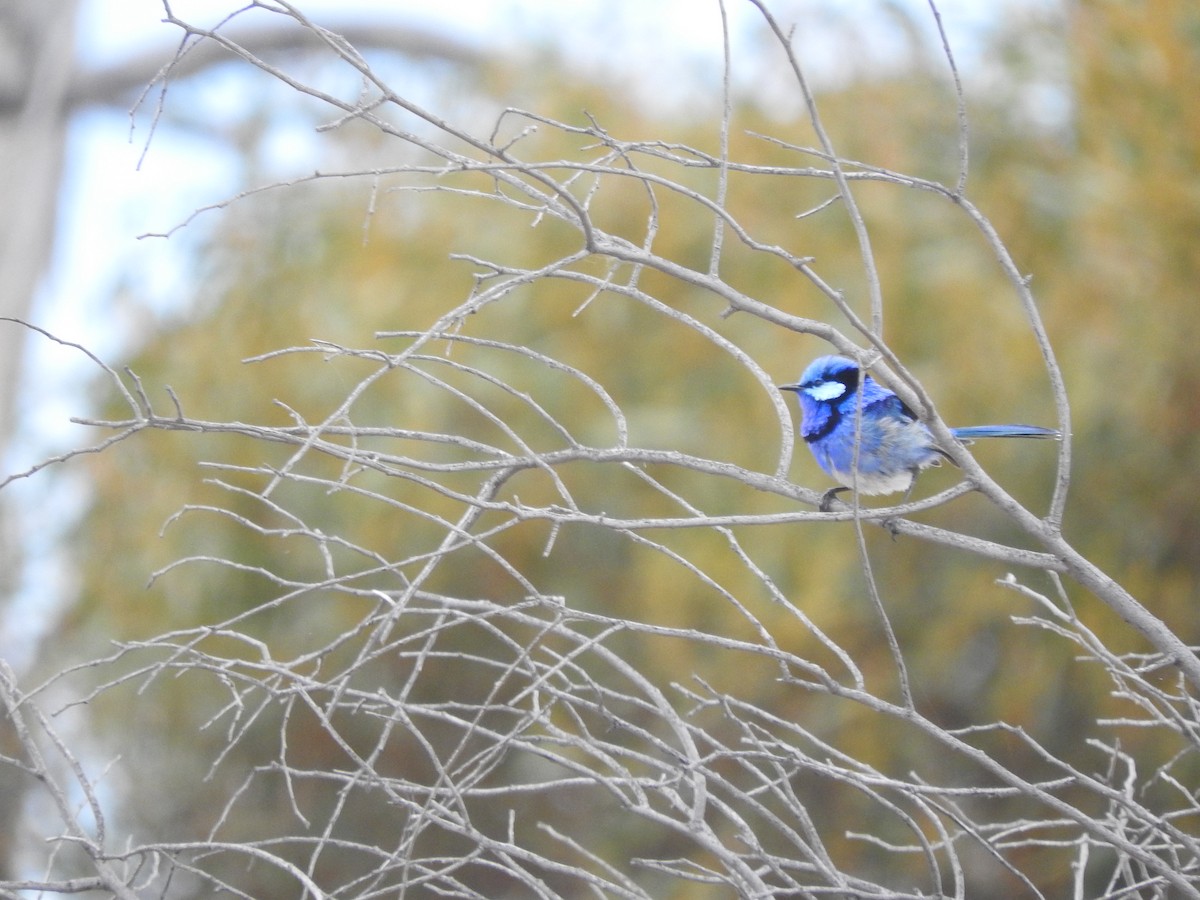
top-left (37, 1), bottom-right (1200, 896)
top-left (1058, 0), bottom-right (1200, 633)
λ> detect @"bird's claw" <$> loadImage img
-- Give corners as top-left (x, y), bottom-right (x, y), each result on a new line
top-left (818, 487), bottom-right (846, 513)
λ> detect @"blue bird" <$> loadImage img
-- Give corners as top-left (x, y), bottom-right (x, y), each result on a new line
top-left (778, 355), bottom-right (1059, 509)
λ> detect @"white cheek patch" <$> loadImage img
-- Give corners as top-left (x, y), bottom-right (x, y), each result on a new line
top-left (805, 381), bottom-right (846, 402)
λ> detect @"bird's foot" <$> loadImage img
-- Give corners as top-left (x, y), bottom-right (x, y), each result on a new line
top-left (819, 487), bottom-right (847, 513)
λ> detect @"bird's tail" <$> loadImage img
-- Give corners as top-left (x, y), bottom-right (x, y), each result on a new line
top-left (951, 424), bottom-right (1060, 440)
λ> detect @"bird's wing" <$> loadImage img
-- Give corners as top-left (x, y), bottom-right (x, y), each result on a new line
top-left (869, 391), bottom-right (919, 423)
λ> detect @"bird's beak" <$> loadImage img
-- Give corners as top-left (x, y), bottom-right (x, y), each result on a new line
top-left (777, 383), bottom-right (801, 393)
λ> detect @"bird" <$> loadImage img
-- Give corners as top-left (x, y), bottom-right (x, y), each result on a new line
top-left (778, 355), bottom-right (1059, 510)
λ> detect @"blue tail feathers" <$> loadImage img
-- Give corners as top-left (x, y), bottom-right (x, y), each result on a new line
top-left (950, 425), bottom-right (1060, 440)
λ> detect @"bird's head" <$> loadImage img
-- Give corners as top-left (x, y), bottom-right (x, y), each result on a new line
top-left (777, 355), bottom-right (862, 440)
top-left (781, 355), bottom-right (860, 403)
